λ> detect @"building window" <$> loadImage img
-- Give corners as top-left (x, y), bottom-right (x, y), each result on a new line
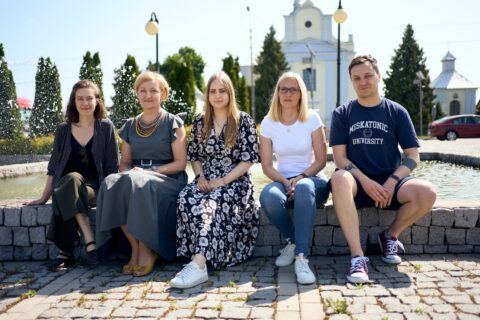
top-left (303, 68), bottom-right (316, 91)
top-left (449, 100), bottom-right (460, 115)
top-left (305, 20), bottom-right (312, 28)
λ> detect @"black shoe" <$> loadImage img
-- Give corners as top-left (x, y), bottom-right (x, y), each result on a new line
top-left (85, 241), bottom-right (99, 266)
top-left (49, 252), bottom-right (75, 271)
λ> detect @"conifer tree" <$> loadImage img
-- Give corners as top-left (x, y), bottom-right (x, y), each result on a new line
top-left (384, 24), bottom-right (435, 135)
top-left (476, 99), bottom-right (480, 115)
top-left (254, 26), bottom-right (288, 123)
top-left (79, 51), bottom-right (104, 101)
top-left (0, 44), bottom-right (22, 140)
top-left (110, 55), bottom-right (141, 128)
top-left (222, 53), bottom-right (250, 114)
top-left (434, 102), bottom-right (446, 120)
top-left (29, 57), bottom-right (62, 137)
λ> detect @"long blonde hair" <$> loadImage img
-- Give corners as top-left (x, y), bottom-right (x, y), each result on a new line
top-left (267, 72), bottom-right (309, 122)
top-left (202, 71), bottom-right (239, 148)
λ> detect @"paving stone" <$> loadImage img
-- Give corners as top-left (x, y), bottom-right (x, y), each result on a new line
top-left (13, 246), bottom-right (31, 260)
top-left (466, 228), bottom-right (480, 245)
top-left (12, 227), bottom-right (29, 246)
top-left (220, 307), bottom-right (251, 319)
top-left (249, 306), bottom-right (274, 319)
top-left (443, 294), bottom-right (473, 304)
top-left (378, 209), bottom-right (396, 226)
top-left (431, 208), bottom-right (454, 226)
top-left (31, 243), bottom-right (48, 260)
top-left (111, 307), bottom-right (138, 318)
top-left (360, 208), bottom-right (378, 226)
top-left (195, 308), bottom-right (219, 319)
top-left (37, 206), bottom-right (52, 225)
top-left (424, 245), bottom-right (447, 253)
top-left (456, 303), bottom-right (480, 314)
top-left (432, 303), bottom-right (455, 313)
top-left (448, 245), bottom-right (473, 253)
top-left (411, 226), bottom-right (428, 245)
top-left (300, 302), bottom-right (325, 320)
top-left (445, 228), bottom-right (466, 245)
top-left (313, 226), bottom-right (333, 246)
top-left (455, 208), bottom-right (479, 228)
top-left (135, 308), bottom-right (168, 318)
top-left (277, 294), bottom-right (300, 311)
top-left (428, 226), bottom-right (445, 245)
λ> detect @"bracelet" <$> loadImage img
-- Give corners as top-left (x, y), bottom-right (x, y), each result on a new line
top-left (401, 157), bottom-right (417, 172)
top-left (299, 172), bottom-right (308, 179)
top-left (389, 174), bottom-right (400, 182)
top-left (195, 173), bottom-right (205, 181)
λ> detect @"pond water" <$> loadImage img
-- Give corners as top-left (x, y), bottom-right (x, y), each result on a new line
top-left (1, 161), bottom-right (479, 201)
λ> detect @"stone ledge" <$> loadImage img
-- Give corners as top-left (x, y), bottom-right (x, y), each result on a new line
top-left (0, 201), bottom-right (479, 261)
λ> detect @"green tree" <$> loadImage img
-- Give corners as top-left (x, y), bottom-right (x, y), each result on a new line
top-left (384, 24), bottom-right (436, 135)
top-left (0, 43), bottom-right (22, 139)
top-left (110, 55), bottom-right (141, 128)
top-left (79, 51), bottom-right (104, 101)
top-left (434, 102), bottom-right (446, 120)
top-left (254, 26), bottom-right (288, 123)
top-left (476, 99), bottom-right (480, 115)
top-left (30, 57), bottom-right (63, 137)
top-left (222, 53), bottom-right (250, 114)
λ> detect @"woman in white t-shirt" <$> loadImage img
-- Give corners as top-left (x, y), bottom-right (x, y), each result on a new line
top-left (259, 72), bottom-right (329, 285)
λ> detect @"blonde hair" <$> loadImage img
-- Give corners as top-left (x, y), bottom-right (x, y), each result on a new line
top-left (134, 71), bottom-right (169, 101)
top-left (267, 72), bottom-right (309, 122)
top-left (202, 71), bottom-right (239, 148)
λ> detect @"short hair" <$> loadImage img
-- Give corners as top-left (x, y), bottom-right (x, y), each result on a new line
top-left (134, 71), bottom-right (169, 102)
top-left (65, 80), bottom-right (107, 123)
top-left (348, 54), bottom-right (380, 76)
top-left (267, 71), bottom-right (309, 122)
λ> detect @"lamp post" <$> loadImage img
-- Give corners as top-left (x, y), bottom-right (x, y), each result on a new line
top-left (414, 71), bottom-right (425, 136)
top-left (145, 12), bottom-right (159, 72)
top-left (305, 44), bottom-right (316, 109)
top-left (333, 0), bottom-right (347, 108)
top-left (246, 6), bottom-right (256, 120)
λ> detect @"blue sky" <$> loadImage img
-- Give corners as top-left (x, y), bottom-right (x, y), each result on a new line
top-left (2, 0), bottom-right (479, 106)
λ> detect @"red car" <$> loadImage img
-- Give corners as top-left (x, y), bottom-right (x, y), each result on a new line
top-left (428, 114), bottom-right (480, 140)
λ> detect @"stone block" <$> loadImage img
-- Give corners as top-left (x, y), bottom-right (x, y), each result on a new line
top-left (448, 245), bottom-right (473, 253)
top-left (445, 229), bottom-right (465, 245)
top-left (0, 226), bottom-right (12, 245)
top-left (314, 208), bottom-right (327, 225)
top-left (404, 244), bottom-right (423, 254)
top-left (326, 207), bottom-right (339, 226)
top-left (332, 227), bottom-right (347, 246)
top-left (429, 226), bottom-right (445, 245)
top-left (313, 226), bottom-right (333, 246)
top-left (4, 208), bottom-right (21, 226)
top-left (29, 226), bottom-right (46, 244)
top-left (475, 246), bottom-right (480, 253)
top-left (431, 208), bottom-right (454, 227)
top-left (424, 245), bottom-right (447, 254)
top-left (398, 227), bottom-right (411, 244)
top-left (0, 208), bottom-right (3, 224)
top-left (411, 226), bottom-right (428, 245)
top-left (360, 227), bottom-right (369, 248)
top-left (466, 228), bottom-right (480, 245)
top-left (32, 244), bottom-right (48, 260)
top-left (361, 208), bottom-right (379, 226)
top-left (414, 212), bottom-right (432, 226)
top-left (252, 246), bottom-right (273, 257)
top-left (21, 206), bottom-right (37, 226)
top-left (0, 246), bottom-right (14, 261)
top-left (48, 243), bottom-right (59, 259)
top-left (367, 226), bottom-right (384, 245)
top-left (327, 246), bottom-right (350, 255)
top-left (311, 246), bottom-right (328, 255)
top-left (12, 227), bottom-right (30, 246)
top-left (454, 208), bottom-right (479, 228)
top-left (14, 246), bottom-right (32, 260)
top-left (261, 225), bottom-right (281, 245)
top-left (378, 210), bottom-right (396, 226)
top-left (37, 206), bottom-right (53, 225)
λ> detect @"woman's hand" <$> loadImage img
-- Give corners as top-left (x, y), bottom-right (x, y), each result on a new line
top-left (196, 176), bottom-right (210, 193)
top-left (209, 177), bottom-right (226, 190)
top-left (23, 198), bottom-right (47, 206)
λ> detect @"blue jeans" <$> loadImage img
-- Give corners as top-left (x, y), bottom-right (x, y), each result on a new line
top-left (259, 174), bottom-right (330, 256)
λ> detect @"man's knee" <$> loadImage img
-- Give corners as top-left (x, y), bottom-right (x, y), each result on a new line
top-left (330, 170), bottom-right (354, 194)
top-left (399, 180), bottom-right (437, 207)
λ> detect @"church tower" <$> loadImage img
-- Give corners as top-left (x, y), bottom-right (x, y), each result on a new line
top-left (283, 0), bottom-right (355, 126)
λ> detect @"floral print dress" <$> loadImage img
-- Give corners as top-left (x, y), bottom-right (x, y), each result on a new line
top-left (176, 112), bottom-right (260, 269)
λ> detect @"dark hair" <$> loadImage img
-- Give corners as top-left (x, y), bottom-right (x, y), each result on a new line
top-left (65, 80), bottom-right (107, 123)
top-left (348, 54), bottom-right (380, 76)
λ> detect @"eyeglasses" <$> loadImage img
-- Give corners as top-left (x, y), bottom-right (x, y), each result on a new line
top-left (279, 87), bottom-right (300, 95)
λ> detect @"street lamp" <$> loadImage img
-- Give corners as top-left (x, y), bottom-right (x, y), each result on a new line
top-left (333, 0), bottom-right (347, 108)
top-left (413, 71), bottom-right (425, 136)
top-left (246, 6), bottom-right (255, 120)
top-left (305, 44), bottom-right (316, 109)
top-left (145, 12), bottom-right (159, 72)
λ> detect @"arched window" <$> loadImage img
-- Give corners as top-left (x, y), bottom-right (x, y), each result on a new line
top-left (449, 100), bottom-right (460, 115)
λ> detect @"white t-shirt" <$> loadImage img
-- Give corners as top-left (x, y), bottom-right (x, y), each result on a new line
top-left (260, 110), bottom-right (324, 178)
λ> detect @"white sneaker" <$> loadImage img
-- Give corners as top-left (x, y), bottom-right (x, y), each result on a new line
top-left (346, 256), bottom-right (369, 284)
top-left (275, 243), bottom-right (296, 267)
top-left (170, 261), bottom-right (208, 289)
top-left (294, 254), bottom-right (316, 285)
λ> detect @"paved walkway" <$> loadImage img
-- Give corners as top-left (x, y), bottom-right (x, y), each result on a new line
top-left (0, 255), bottom-right (479, 319)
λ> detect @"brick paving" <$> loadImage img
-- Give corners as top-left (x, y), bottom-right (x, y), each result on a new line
top-left (0, 254), bottom-right (479, 319)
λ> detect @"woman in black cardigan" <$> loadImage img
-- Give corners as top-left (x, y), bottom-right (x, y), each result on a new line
top-left (24, 80), bottom-right (119, 270)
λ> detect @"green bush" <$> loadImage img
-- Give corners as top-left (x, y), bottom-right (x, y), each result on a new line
top-left (0, 136), bottom-right (54, 155)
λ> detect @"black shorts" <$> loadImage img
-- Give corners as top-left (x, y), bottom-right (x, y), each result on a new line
top-left (328, 171), bottom-right (415, 210)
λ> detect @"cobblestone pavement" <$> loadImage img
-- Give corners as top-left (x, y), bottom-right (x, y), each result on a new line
top-left (0, 254), bottom-right (479, 319)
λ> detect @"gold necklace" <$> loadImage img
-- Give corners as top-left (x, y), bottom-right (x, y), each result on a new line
top-left (136, 112), bottom-right (162, 138)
